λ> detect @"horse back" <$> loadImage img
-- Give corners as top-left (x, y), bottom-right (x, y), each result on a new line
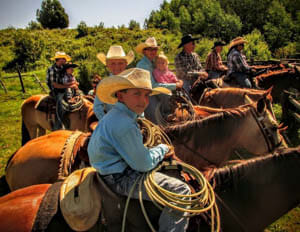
top-left (0, 184), bottom-right (51, 232)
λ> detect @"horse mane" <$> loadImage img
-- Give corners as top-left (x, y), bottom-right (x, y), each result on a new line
top-left (164, 104), bottom-right (253, 148)
top-left (212, 146), bottom-right (300, 190)
top-left (256, 68), bottom-right (295, 82)
top-left (201, 87), bottom-right (273, 105)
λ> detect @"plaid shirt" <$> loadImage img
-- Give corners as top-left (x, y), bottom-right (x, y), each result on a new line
top-left (46, 64), bottom-right (64, 92)
top-left (205, 50), bottom-right (226, 71)
top-left (227, 48), bottom-right (251, 76)
top-left (175, 50), bottom-right (204, 80)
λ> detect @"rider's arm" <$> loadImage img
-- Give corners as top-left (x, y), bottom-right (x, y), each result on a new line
top-left (93, 96), bottom-right (106, 120)
top-left (233, 53), bottom-right (252, 73)
top-left (113, 123), bottom-right (169, 172)
top-left (52, 81), bottom-right (74, 89)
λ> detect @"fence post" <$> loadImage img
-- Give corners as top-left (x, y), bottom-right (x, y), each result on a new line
top-left (0, 78), bottom-right (7, 93)
top-left (17, 67), bottom-right (25, 93)
top-left (32, 74), bottom-right (47, 93)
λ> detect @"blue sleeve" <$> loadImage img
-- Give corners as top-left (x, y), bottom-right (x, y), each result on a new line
top-left (113, 125), bottom-right (169, 172)
top-left (93, 96), bottom-right (106, 120)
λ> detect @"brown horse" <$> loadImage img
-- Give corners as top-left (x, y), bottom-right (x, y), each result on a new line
top-left (198, 87), bottom-right (273, 108)
top-left (5, 98), bottom-right (287, 191)
top-left (255, 66), bottom-right (300, 102)
top-left (164, 98), bottom-right (287, 170)
top-left (21, 94), bottom-right (97, 145)
top-left (1, 146), bottom-right (299, 232)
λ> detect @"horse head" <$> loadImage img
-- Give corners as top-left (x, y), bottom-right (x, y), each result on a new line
top-left (243, 96), bottom-right (287, 154)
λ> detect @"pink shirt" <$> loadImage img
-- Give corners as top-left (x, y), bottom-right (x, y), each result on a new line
top-left (153, 68), bottom-right (178, 83)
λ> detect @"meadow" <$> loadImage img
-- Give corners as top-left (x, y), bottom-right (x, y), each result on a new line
top-left (0, 69), bottom-right (299, 231)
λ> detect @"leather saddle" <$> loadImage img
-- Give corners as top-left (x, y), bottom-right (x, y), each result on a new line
top-left (35, 95), bottom-right (56, 114)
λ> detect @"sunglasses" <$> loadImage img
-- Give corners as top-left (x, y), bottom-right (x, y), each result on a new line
top-left (144, 47), bottom-right (158, 51)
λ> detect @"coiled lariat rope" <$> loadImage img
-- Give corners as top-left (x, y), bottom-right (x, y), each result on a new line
top-left (122, 119), bottom-right (220, 232)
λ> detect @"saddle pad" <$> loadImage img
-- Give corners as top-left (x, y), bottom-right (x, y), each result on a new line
top-left (58, 131), bottom-right (85, 180)
top-left (60, 167), bottom-right (102, 231)
top-left (35, 95), bottom-right (56, 113)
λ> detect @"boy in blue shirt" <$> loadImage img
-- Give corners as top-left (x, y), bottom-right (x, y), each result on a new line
top-left (88, 68), bottom-right (190, 231)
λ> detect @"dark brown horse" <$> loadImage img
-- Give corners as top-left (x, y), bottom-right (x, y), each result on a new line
top-left (5, 99), bottom-right (287, 191)
top-left (255, 66), bottom-right (300, 102)
top-left (21, 94), bottom-right (97, 145)
top-left (1, 146), bottom-right (299, 232)
top-left (164, 98), bottom-right (287, 170)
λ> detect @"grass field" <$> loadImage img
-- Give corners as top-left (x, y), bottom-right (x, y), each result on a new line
top-left (0, 70), bottom-right (299, 231)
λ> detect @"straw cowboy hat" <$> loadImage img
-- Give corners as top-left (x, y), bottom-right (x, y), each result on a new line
top-left (97, 45), bottom-right (135, 66)
top-left (50, 51), bottom-right (71, 62)
top-left (135, 37), bottom-right (159, 54)
top-left (229, 37), bottom-right (248, 50)
top-left (177, 34), bottom-right (200, 48)
top-left (96, 68), bottom-right (171, 104)
top-left (60, 167), bottom-right (102, 231)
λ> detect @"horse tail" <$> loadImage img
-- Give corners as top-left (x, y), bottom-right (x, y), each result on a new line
top-left (21, 120), bottom-right (31, 146)
top-left (0, 175), bottom-right (10, 197)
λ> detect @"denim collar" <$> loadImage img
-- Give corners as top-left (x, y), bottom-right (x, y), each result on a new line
top-left (115, 102), bottom-right (139, 120)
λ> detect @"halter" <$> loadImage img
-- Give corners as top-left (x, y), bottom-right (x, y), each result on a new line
top-left (249, 107), bottom-right (282, 153)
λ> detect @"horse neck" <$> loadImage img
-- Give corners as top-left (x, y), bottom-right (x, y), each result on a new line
top-left (213, 147), bottom-right (300, 231)
top-left (207, 89), bottom-right (251, 108)
top-left (167, 109), bottom-right (248, 167)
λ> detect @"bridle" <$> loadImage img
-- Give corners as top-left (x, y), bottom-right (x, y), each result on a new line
top-left (249, 107), bottom-right (283, 153)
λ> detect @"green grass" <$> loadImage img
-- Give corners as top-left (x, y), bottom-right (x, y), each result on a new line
top-left (0, 71), bottom-right (299, 231)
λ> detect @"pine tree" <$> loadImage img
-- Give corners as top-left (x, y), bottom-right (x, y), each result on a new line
top-left (36, 0), bottom-right (69, 29)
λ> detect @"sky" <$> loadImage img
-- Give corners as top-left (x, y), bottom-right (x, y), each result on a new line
top-left (0, 0), bottom-right (166, 29)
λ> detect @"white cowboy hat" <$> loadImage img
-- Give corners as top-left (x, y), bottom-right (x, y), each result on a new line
top-left (96, 68), bottom-right (171, 104)
top-left (229, 37), bottom-right (248, 50)
top-left (135, 37), bottom-right (160, 54)
top-left (60, 167), bottom-right (101, 231)
top-left (50, 51), bottom-right (71, 62)
top-left (97, 45), bottom-right (135, 66)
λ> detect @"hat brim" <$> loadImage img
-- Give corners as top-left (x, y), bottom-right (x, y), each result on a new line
top-left (212, 43), bottom-right (226, 49)
top-left (51, 55), bottom-right (71, 62)
top-left (177, 38), bottom-right (200, 48)
top-left (135, 43), bottom-right (159, 54)
top-left (97, 50), bottom-right (135, 66)
top-left (96, 75), bottom-right (171, 104)
top-left (229, 40), bottom-right (248, 50)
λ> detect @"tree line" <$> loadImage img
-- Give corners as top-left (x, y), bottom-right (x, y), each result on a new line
top-left (145, 0), bottom-right (299, 52)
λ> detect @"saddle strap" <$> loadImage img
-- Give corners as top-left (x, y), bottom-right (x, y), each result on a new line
top-left (32, 182), bottom-right (62, 232)
top-left (58, 131), bottom-right (84, 180)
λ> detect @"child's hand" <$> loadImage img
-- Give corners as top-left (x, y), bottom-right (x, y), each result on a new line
top-left (176, 80), bottom-right (183, 89)
top-left (164, 145), bottom-right (175, 159)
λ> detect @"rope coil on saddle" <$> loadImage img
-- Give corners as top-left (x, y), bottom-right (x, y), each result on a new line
top-left (155, 89), bottom-right (196, 126)
top-left (122, 118), bottom-right (220, 232)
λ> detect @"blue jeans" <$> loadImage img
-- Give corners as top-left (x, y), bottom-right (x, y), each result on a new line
top-left (207, 70), bottom-right (223, 79)
top-left (182, 79), bottom-right (196, 94)
top-left (231, 72), bottom-right (252, 88)
top-left (103, 168), bottom-right (190, 232)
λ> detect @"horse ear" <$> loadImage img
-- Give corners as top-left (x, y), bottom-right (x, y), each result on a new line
top-left (256, 98), bottom-right (266, 114)
top-left (244, 94), bottom-right (253, 104)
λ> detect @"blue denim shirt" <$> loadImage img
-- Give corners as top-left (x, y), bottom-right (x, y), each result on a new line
top-left (88, 102), bottom-right (169, 175)
top-left (93, 95), bottom-right (114, 120)
top-left (137, 56), bottom-right (176, 91)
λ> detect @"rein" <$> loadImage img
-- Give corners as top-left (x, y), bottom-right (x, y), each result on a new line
top-left (249, 108), bottom-right (282, 153)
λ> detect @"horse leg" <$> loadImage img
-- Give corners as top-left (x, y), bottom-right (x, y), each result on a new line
top-left (37, 125), bottom-right (46, 137)
top-left (0, 175), bottom-right (10, 197)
